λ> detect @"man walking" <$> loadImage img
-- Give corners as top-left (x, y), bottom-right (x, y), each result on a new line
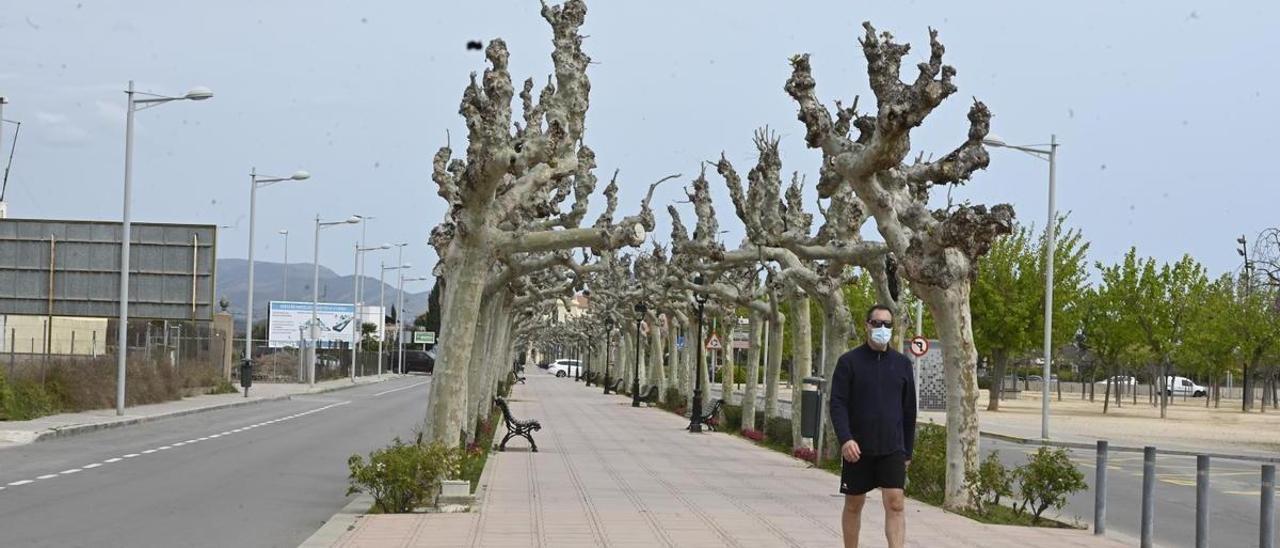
top-left (830, 304), bottom-right (917, 548)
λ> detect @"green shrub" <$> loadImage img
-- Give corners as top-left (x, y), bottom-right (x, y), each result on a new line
top-left (207, 377), bottom-right (239, 395)
top-left (966, 450), bottom-right (1015, 513)
top-left (1014, 447), bottom-right (1087, 523)
top-left (346, 435), bottom-right (463, 513)
top-left (904, 421), bottom-right (946, 505)
top-left (722, 404), bottom-right (744, 432)
top-left (659, 387), bottom-right (686, 413)
top-left (765, 416), bottom-right (792, 448)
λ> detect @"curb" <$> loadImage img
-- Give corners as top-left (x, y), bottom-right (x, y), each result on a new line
top-left (297, 494), bottom-right (374, 548)
top-left (13, 375), bottom-right (405, 446)
top-left (978, 430), bottom-right (1280, 464)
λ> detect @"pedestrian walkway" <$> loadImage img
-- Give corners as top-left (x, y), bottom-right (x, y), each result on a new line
top-left (0, 374), bottom-right (406, 448)
top-left (329, 374), bottom-right (1126, 547)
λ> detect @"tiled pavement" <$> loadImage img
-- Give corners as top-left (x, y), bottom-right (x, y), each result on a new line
top-left (330, 374), bottom-right (1130, 547)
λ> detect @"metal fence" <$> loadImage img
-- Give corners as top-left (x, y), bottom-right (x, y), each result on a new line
top-left (230, 338), bottom-right (396, 384)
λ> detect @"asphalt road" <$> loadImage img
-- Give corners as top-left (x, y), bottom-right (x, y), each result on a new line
top-left (0, 375), bottom-right (431, 548)
top-left (705, 385), bottom-right (1278, 547)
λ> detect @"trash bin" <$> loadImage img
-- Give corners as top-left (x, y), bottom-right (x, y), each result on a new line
top-left (239, 359), bottom-right (253, 394)
top-left (801, 375), bottom-right (825, 439)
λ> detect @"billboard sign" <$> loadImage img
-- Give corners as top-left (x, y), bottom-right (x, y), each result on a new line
top-left (413, 331), bottom-right (436, 344)
top-left (268, 301), bottom-right (357, 348)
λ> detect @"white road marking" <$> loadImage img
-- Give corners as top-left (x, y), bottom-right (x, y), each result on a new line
top-left (104, 458), bottom-right (122, 463)
top-left (184, 439), bottom-right (198, 444)
top-left (141, 449), bottom-right (157, 454)
top-left (123, 454), bottom-right (140, 458)
top-left (208, 434), bottom-right (221, 439)
top-left (36, 474), bottom-right (57, 480)
top-left (83, 463), bottom-right (102, 469)
top-left (8, 480), bottom-right (33, 486)
top-left (374, 380), bottom-right (429, 397)
top-left (197, 437), bottom-right (209, 441)
top-left (172, 442), bottom-right (186, 447)
top-left (157, 446), bottom-right (172, 451)
top-left (60, 469), bottom-right (81, 475)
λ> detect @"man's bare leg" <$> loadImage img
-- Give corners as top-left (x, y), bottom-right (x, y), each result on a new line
top-left (882, 488), bottom-right (906, 548)
top-left (842, 494), bottom-right (866, 548)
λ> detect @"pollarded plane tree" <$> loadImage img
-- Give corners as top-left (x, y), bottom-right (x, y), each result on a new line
top-left (784, 23), bottom-right (1014, 509)
top-left (426, 0), bottom-right (678, 446)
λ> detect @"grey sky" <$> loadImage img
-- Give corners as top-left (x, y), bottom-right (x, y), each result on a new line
top-left (2, 0), bottom-right (1276, 285)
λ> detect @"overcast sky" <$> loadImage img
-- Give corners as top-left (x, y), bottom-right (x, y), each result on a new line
top-left (1, 0), bottom-right (1276, 285)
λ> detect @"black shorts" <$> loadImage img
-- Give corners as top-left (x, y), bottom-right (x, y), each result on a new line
top-left (839, 452), bottom-right (906, 495)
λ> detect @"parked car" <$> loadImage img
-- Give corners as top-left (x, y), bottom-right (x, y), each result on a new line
top-left (1166, 376), bottom-right (1207, 397)
top-left (403, 349), bottom-right (436, 374)
top-left (547, 359), bottom-right (582, 378)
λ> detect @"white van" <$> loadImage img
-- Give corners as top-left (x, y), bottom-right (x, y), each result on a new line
top-left (1166, 376), bottom-right (1207, 397)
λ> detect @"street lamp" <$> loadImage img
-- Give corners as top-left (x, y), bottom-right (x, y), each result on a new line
top-left (279, 230), bottom-right (290, 301)
top-left (688, 274), bottom-right (709, 432)
top-left (603, 317), bottom-right (615, 394)
top-left (379, 261), bottom-right (410, 376)
top-left (1238, 235), bottom-right (1253, 411)
top-left (984, 133), bottom-right (1058, 439)
top-left (632, 302), bottom-right (646, 407)
top-left (244, 169), bottom-right (309, 375)
top-left (401, 275), bottom-right (430, 374)
top-left (309, 214), bottom-right (361, 384)
top-left (116, 81), bottom-right (212, 416)
top-left (351, 242), bottom-right (392, 381)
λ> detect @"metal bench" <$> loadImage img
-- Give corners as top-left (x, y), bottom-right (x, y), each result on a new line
top-left (493, 397), bottom-right (540, 452)
top-left (610, 378), bottom-right (625, 394)
top-left (694, 399), bottom-right (725, 431)
top-left (638, 385), bottom-right (660, 406)
top-left (510, 368), bottom-right (526, 385)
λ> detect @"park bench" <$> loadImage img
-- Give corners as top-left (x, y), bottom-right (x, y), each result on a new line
top-left (493, 397), bottom-right (540, 452)
top-left (638, 385), bottom-right (660, 406)
top-left (694, 399), bottom-right (725, 431)
top-left (610, 378), bottom-right (625, 394)
top-left (510, 367), bottom-right (526, 385)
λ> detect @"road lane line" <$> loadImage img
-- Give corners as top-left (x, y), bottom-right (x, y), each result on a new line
top-left (123, 454), bottom-right (140, 458)
top-left (36, 474), bottom-right (57, 480)
top-left (83, 463), bottom-right (102, 469)
top-left (8, 480), bottom-right (33, 486)
top-left (104, 458), bottom-right (122, 463)
top-left (374, 380), bottom-right (429, 397)
top-left (141, 449), bottom-right (157, 454)
top-left (60, 469), bottom-right (81, 475)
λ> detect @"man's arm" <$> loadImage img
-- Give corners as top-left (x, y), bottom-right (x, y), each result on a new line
top-left (829, 356), bottom-right (854, 445)
top-left (903, 357), bottom-right (918, 459)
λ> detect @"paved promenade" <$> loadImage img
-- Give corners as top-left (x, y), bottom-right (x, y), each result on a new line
top-left (330, 374), bottom-right (1128, 547)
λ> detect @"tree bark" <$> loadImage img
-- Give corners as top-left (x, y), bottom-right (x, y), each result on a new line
top-left (763, 309), bottom-right (785, 424)
top-left (424, 237), bottom-right (490, 447)
top-left (790, 296), bottom-right (813, 449)
top-left (918, 282), bottom-right (981, 512)
top-left (742, 311), bottom-right (763, 431)
top-left (987, 351), bottom-right (1008, 412)
top-left (648, 314), bottom-right (665, 398)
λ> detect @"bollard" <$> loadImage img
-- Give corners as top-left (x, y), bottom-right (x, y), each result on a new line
top-left (1141, 446), bottom-right (1156, 548)
top-left (1264, 464), bottom-right (1276, 548)
top-left (1196, 455), bottom-right (1209, 548)
top-left (1094, 440), bottom-right (1108, 535)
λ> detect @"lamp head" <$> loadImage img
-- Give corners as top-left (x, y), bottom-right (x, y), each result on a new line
top-left (278, 229), bottom-right (288, 235)
top-left (633, 302), bottom-right (646, 318)
top-left (401, 262), bottom-right (413, 269)
top-left (981, 133), bottom-right (1006, 148)
top-left (379, 243), bottom-right (392, 250)
top-left (1238, 236), bottom-right (1248, 246)
top-left (290, 170), bottom-right (310, 181)
top-left (184, 87), bottom-right (214, 101)
top-left (345, 215), bottom-right (362, 224)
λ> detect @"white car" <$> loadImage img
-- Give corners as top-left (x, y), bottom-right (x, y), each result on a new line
top-left (547, 359), bottom-right (582, 378)
top-left (1166, 376), bottom-right (1207, 397)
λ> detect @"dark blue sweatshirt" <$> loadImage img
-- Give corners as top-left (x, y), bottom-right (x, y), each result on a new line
top-left (829, 344), bottom-right (917, 458)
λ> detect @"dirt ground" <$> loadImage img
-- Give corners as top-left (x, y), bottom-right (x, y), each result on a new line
top-left (924, 390), bottom-right (1280, 455)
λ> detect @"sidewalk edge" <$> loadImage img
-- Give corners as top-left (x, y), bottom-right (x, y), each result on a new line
top-left (297, 494), bottom-right (374, 548)
top-left (976, 429), bottom-right (1280, 463)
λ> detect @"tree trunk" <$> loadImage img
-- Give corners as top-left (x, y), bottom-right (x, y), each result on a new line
top-left (424, 239), bottom-right (489, 447)
top-left (763, 309), bottom-right (785, 424)
top-left (720, 316), bottom-right (736, 406)
top-left (987, 351), bottom-right (1008, 412)
top-left (1103, 371), bottom-right (1112, 414)
top-left (742, 311), bottom-right (763, 431)
top-left (790, 297), bottom-right (813, 449)
top-left (818, 294), bottom-right (853, 462)
top-left (666, 318), bottom-right (682, 401)
top-left (464, 295), bottom-right (498, 445)
top-left (918, 283), bottom-right (981, 512)
top-left (648, 316), bottom-right (665, 398)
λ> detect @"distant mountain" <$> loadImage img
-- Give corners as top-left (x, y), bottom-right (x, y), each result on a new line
top-left (216, 259), bottom-right (430, 323)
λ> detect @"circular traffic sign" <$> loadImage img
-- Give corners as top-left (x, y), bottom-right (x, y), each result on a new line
top-left (909, 336), bottom-right (930, 357)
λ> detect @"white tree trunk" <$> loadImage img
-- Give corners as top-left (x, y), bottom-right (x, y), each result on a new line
top-left (763, 310), bottom-right (785, 423)
top-left (666, 319), bottom-right (681, 399)
top-left (718, 316), bottom-right (736, 406)
top-left (790, 297), bottom-right (813, 448)
top-left (424, 241), bottom-right (489, 447)
top-left (464, 295), bottom-right (498, 445)
top-left (918, 282), bottom-right (981, 512)
top-left (742, 311), bottom-right (763, 431)
top-left (648, 316), bottom-right (665, 397)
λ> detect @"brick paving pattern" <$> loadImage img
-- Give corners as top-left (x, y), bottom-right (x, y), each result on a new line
top-left (332, 374), bottom-right (1128, 547)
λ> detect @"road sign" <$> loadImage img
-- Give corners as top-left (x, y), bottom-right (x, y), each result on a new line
top-left (909, 336), bottom-right (930, 357)
top-left (705, 333), bottom-right (723, 350)
top-left (414, 331), bottom-right (436, 344)
top-left (731, 340), bottom-right (750, 350)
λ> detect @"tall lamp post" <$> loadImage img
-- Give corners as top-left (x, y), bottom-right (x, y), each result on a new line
top-left (380, 261), bottom-right (409, 377)
top-left (1238, 235), bottom-right (1253, 411)
top-left (984, 134), bottom-right (1058, 439)
top-left (688, 274), bottom-right (709, 432)
top-left (351, 243), bottom-right (391, 380)
top-left (279, 229), bottom-right (290, 301)
top-left (244, 169), bottom-right (310, 373)
top-left (310, 214), bottom-right (361, 384)
top-left (401, 275), bottom-right (430, 374)
top-left (603, 318), bottom-right (615, 394)
top-left (116, 81), bottom-right (212, 416)
top-left (632, 302), bottom-right (646, 407)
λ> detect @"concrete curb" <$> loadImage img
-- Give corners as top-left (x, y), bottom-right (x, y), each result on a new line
top-left (297, 494), bottom-right (374, 548)
top-left (977, 430), bottom-right (1280, 464)
top-left (12, 375), bottom-right (404, 446)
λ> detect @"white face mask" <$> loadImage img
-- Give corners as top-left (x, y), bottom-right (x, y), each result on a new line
top-left (870, 326), bottom-right (892, 346)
